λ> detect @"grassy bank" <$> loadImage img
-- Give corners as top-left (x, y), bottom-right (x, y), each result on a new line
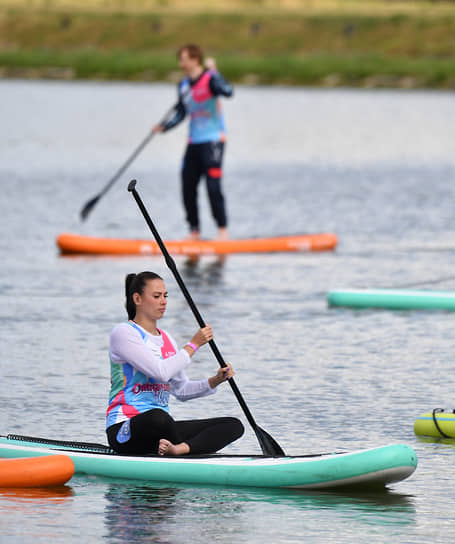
top-left (2, 2), bottom-right (455, 88)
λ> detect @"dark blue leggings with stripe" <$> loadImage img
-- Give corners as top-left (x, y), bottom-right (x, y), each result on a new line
top-left (182, 141), bottom-right (227, 232)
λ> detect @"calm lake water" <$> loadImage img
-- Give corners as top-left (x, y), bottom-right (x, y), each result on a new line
top-left (1, 79), bottom-right (455, 543)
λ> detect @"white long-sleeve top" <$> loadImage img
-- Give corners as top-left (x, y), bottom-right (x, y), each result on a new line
top-left (106, 322), bottom-right (216, 427)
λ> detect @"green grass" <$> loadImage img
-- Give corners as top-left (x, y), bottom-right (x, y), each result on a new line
top-left (2, 48), bottom-right (454, 88)
top-left (1, 6), bottom-right (455, 88)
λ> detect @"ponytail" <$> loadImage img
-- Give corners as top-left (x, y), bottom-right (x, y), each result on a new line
top-left (125, 271), bottom-right (163, 320)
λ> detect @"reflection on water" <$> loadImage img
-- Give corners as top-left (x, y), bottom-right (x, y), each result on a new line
top-left (182, 254), bottom-right (227, 283)
top-left (0, 485), bottom-right (75, 541)
top-left (415, 435), bottom-right (455, 447)
top-left (105, 485), bottom-right (180, 544)
top-left (0, 485), bottom-right (74, 503)
top-left (103, 481), bottom-right (416, 544)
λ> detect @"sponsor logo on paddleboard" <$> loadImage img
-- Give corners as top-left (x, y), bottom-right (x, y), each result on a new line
top-left (288, 239), bottom-right (312, 251)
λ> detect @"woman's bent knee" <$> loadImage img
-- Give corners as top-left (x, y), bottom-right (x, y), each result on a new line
top-left (227, 417), bottom-right (244, 440)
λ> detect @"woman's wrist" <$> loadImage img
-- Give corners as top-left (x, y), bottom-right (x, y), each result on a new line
top-left (186, 342), bottom-right (198, 352)
top-left (208, 376), bottom-right (218, 389)
top-left (184, 342), bottom-right (199, 356)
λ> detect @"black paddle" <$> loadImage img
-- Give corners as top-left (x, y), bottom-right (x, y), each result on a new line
top-left (128, 179), bottom-right (285, 457)
top-left (80, 101), bottom-right (181, 221)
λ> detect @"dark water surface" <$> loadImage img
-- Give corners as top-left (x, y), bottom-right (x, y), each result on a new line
top-left (1, 79), bottom-right (455, 543)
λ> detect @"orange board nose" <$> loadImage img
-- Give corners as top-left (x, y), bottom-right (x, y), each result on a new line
top-left (0, 455), bottom-right (75, 487)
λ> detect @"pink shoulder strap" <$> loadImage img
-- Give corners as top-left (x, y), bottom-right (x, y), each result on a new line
top-left (191, 71), bottom-right (213, 103)
top-left (157, 329), bottom-right (177, 359)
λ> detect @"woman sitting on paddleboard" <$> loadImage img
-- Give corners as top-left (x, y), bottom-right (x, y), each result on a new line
top-left (106, 271), bottom-right (244, 456)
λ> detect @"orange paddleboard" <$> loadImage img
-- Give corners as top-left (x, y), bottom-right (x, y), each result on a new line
top-left (57, 232), bottom-right (338, 256)
top-left (0, 455), bottom-right (75, 487)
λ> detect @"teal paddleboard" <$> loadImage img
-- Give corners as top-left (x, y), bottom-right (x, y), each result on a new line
top-left (0, 434), bottom-right (417, 490)
top-left (327, 288), bottom-right (455, 311)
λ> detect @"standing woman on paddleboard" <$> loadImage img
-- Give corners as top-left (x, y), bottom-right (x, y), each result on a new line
top-left (152, 44), bottom-right (233, 241)
top-left (106, 271), bottom-right (244, 456)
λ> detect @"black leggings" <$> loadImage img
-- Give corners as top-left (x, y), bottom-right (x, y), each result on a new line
top-left (107, 409), bottom-right (244, 455)
top-left (182, 141), bottom-right (227, 231)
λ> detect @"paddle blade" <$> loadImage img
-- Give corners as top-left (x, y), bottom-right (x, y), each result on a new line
top-left (256, 426), bottom-right (286, 456)
top-left (80, 195), bottom-right (100, 221)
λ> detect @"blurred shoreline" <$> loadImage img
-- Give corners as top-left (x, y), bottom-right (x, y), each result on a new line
top-left (1, 0), bottom-right (455, 89)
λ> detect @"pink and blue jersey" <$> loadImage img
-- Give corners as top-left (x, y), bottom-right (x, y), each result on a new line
top-left (163, 69), bottom-right (233, 144)
top-left (106, 322), bottom-right (215, 429)
top-left (106, 323), bottom-right (175, 427)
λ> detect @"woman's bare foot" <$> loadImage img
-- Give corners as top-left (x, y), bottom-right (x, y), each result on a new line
top-left (217, 227), bottom-right (228, 240)
top-left (186, 230), bottom-right (200, 241)
top-left (158, 439), bottom-right (190, 456)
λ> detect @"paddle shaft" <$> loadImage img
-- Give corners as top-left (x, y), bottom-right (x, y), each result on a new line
top-left (80, 100), bottom-right (181, 221)
top-left (96, 133), bottom-right (153, 199)
top-left (128, 180), bottom-right (285, 456)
